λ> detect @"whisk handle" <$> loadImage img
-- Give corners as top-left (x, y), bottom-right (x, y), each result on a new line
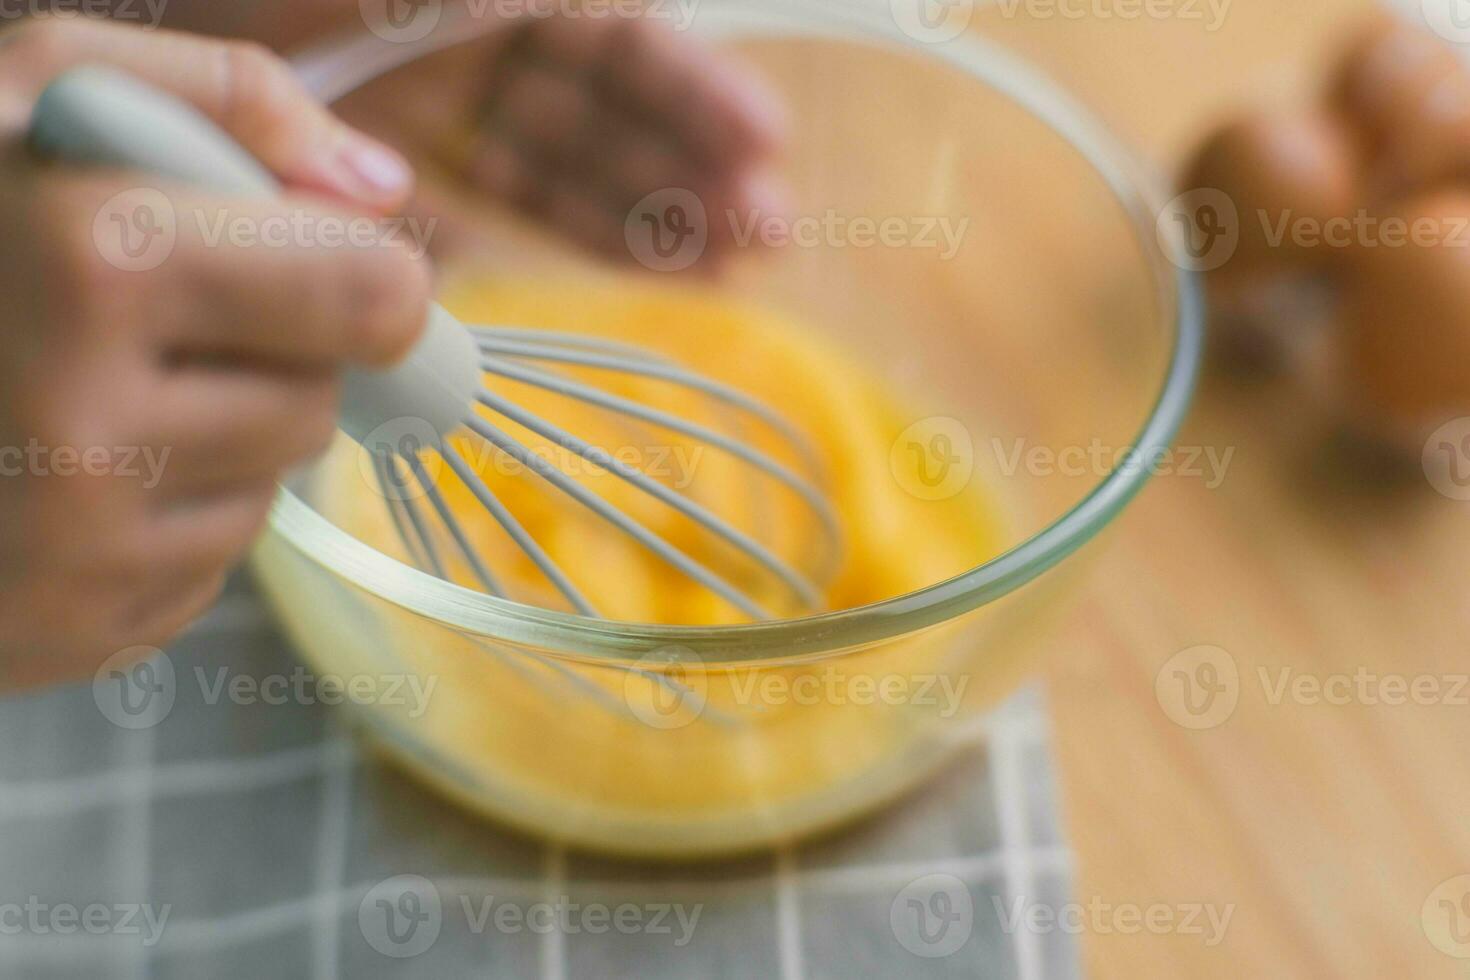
top-left (29, 64), bottom-right (279, 196)
top-left (27, 65), bottom-right (481, 447)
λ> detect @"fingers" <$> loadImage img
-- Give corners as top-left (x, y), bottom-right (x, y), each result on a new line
top-left (517, 15), bottom-right (786, 162)
top-left (0, 20), bottom-right (432, 680)
top-left (0, 455), bottom-right (270, 679)
top-left (0, 561), bottom-right (225, 689)
top-left (118, 566), bottom-right (229, 650)
top-left (471, 14), bottom-right (789, 266)
top-left (598, 19), bottom-right (787, 167)
top-left (493, 61), bottom-right (591, 158)
top-left (30, 173), bottom-right (433, 368)
top-left (147, 365), bottom-right (341, 499)
top-left (3, 17), bottom-right (413, 210)
top-left (158, 192), bottom-right (434, 367)
top-left (149, 478), bottom-right (280, 573)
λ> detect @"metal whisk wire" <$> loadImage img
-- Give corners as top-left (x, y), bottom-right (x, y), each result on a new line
top-left (27, 66), bottom-right (845, 626)
top-left (371, 325), bottom-right (842, 622)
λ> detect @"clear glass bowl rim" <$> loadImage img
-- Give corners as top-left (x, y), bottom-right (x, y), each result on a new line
top-left (268, 0), bottom-right (1205, 664)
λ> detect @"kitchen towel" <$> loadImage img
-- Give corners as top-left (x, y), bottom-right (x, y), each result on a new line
top-left (0, 572), bottom-right (1080, 979)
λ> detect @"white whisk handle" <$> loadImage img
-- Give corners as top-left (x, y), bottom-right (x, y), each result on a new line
top-left (28, 64), bottom-right (480, 447)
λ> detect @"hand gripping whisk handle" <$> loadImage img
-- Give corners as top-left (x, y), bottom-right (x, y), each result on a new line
top-left (27, 65), bottom-right (481, 447)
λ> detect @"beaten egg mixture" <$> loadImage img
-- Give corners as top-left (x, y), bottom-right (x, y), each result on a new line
top-left (257, 274), bottom-right (1013, 854)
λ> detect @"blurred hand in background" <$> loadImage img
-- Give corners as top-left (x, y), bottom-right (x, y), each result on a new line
top-left (163, 0), bottom-right (792, 266)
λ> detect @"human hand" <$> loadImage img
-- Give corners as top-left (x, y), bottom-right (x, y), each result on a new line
top-left (330, 9), bottom-right (789, 268)
top-left (0, 18), bottom-right (432, 687)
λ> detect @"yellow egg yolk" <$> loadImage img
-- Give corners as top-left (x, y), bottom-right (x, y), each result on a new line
top-left (268, 274), bottom-right (1017, 855)
top-left (330, 273), bottom-right (1004, 623)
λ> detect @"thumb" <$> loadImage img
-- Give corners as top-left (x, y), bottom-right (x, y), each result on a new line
top-left (12, 19), bottom-right (413, 211)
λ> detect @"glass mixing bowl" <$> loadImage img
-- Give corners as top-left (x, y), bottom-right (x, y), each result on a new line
top-left (252, 0), bottom-right (1202, 856)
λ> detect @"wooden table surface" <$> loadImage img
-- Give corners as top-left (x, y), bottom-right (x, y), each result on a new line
top-left (971, 2), bottom-right (1470, 977)
top-left (362, 4), bottom-right (1464, 972)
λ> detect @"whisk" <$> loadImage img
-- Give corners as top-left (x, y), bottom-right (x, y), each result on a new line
top-left (30, 66), bottom-right (840, 622)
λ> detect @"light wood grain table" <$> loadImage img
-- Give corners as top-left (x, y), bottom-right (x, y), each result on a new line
top-left (368, 4), bottom-right (1465, 972)
top-left (969, 2), bottom-right (1470, 977)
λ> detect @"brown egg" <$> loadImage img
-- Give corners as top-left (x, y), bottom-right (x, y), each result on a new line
top-left (1340, 188), bottom-right (1470, 440)
top-left (1182, 110), bottom-right (1360, 286)
top-left (1180, 110), bottom-right (1360, 369)
top-left (1329, 13), bottom-right (1470, 193)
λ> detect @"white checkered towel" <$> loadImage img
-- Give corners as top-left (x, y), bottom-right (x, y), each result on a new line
top-left (0, 572), bottom-right (1080, 978)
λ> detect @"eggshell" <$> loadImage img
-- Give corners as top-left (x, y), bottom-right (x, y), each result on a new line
top-left (1181, 110), bottom-right (1360, 369)
top-left (1340, 188), bottom-right (1470, 438)
top-left (1182, 111), bottom-right (1359, 285)
top-left (1330, 13), bottom-right (1470, 192)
